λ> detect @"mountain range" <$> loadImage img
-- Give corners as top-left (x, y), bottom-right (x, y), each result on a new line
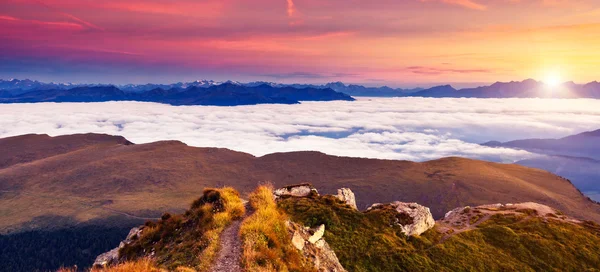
top-left (483, 129), bottom-right (600, 201)
top-left (2, 133), bottom-right (598, 234)
top-left (4, 78), bottom-right (600, 99)
top-left (409, 79), bottom-right (600, 98)
top-left (0, 83), bottom-right (354, 106)
top-left (0, 79), bottom-right (422, 98)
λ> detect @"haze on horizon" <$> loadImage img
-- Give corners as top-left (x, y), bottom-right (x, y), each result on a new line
top-left (2, 0), bottom-right (600, 87)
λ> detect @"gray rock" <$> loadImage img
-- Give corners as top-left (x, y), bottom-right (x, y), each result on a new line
top-left (335, 188), bottom-right (357, 210)
top-left (308, 224), bottom-right (325, 244)
top-left (93, 226), bottom-right (143, 268)
top-left (287, 221), bottom-right (346, 272)
top-left (367, 202), bottom-right (435, 236)
top-left (274, 183), bottom-right (319, 199)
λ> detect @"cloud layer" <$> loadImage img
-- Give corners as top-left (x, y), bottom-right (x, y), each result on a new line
top-left (1, 98), bottom-right (600, 162)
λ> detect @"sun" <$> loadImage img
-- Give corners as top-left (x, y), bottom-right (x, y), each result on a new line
top-left (543, 71), bottom-right (562, 87)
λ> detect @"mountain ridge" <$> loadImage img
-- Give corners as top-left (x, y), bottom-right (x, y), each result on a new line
top-left (7, 78), bottom-right (600, 98)
top-left (0, 83), bottom-right (354, 106)
top-left (482, 128), bottom-right (600, 202)
top-left (1, 133), bottom-right (599, 236)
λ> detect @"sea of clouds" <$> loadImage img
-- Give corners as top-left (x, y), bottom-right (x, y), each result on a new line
top-left (2, 97), bottom-right (600, 162)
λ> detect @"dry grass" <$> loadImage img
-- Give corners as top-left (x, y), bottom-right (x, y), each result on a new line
top-left (240, 185), bottom-right (312, 272)
top-left (196, 186), bottom-right (246, 271)
top-left (117, 187), bottom-right (245, 271)
top-left (57, 259), bottom-right (166, 272)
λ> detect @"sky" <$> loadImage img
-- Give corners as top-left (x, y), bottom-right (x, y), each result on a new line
top-left (2, 98), bottom-right (600, 162)
top-left (1, 0), bottom-right (600, 87)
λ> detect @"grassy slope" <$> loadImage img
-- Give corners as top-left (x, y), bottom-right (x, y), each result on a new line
top-left (240, 185), bottom-right (313, 272)
top-left (1, 134), bottom-right (599, 234)
top-left (118, 187), bottom-right (245, 271)
top-left (279, 195), bottom-right (600, 272)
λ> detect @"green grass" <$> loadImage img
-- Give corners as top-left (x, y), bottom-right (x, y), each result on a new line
top-left (279, 194), bottom-right (600, 272)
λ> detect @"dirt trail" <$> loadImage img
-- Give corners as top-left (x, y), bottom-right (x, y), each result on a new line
top-left (210, 201), bottom-right (251, 272)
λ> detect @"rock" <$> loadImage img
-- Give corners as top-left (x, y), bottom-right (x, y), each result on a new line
top-left (367, 202), bottom-right (435, 236)
top-left (93, 226), bottom-right (143, 268)
top-left (287, 221), bottom-right (347, 272)
top-left (314, 239), bottom-right (325, 249)
top-left (308, 224), bottom-right (325, 244)
top-left (93, 248), bottom-right (119, 268)
top-left (335, 188), bottom-right (357, 210)
top-left (292, 231), bottom-right (306, 251)
top-left (274, 183), bottom-right (319, 199)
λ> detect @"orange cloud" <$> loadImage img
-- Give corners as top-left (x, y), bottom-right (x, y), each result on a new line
top-left (287, 0), bottom-right (297, 17)
top-left (101, 1), bottom-right (225, 18)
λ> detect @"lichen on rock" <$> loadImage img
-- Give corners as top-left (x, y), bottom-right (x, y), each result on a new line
top-left (286, 221), bottom-right (346, 272)
top-left (367, 201), bottom-right (435, 236)
top-left (273, 183), bottom-right (319, 199)
top-left (335, 188), bottom-right (357, 210)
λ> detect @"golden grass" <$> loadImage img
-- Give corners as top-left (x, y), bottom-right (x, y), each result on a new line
top-left (116, 187), bottom-right (245, 271)
top-left (57, 258), bottom-right (166, 272)
top-left (240, 185), bottom-right (312, 272)
top-left (93, 259), bottom-right (165, 272)
top-left (195, 187), bottom-right (247, 270)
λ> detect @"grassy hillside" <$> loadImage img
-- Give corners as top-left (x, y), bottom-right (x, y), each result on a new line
top-left (1, 133), bottom-right (599, 235)
top-left (119, 187), bottom-right (245, 271)
top-left (279, 194), bottom-right (600, 272)
top-left (72, 186), bottom-right (600, 272)
top-left (240, 185), bottom-right (313, 272)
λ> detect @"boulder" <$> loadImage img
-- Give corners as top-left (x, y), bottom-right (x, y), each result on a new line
top-left (274, 183), bottom-right (319, 199)
top-left (93, 226), bottom-right (143, 268)
top-left (292, 231), bottom-right (306, 251)
top-left (93, 248), bottom-right (120, 268)
top-left (287, 221), bottom-right (346, 272)
top-left (367, 202), bottom-right (435, 236)
top-left (335, 188), bottom-right (357, 210)
top-left (308, 224), bottom-right (325, 244)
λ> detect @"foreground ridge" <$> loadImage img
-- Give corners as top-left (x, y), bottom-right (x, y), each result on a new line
top-left (89, 184), bottom-right (600, 271)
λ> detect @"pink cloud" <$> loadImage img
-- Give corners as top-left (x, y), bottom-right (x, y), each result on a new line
top-left (420, 0), bottom-right (487, 10)
top-left (33, 0), bottom-right (104, 30)
top-left (0, 14), bottom-right (84, 29)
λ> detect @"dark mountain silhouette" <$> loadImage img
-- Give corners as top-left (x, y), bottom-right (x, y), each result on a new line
top-left (483, 128), bottom-right (600, 201)
top-left (408, 85), bottom-right (457, 97)
top-left (3, 86), bottom-right (128, 103)
top-left (0, 79), bottom-right (423, 98)
top-left (1, 133), bottom-right (599, 235)
top-left (0, 79), bottom-right (105, 96)
top-left (411, 79), bottom-right (600, 98)
top-left (6, 78), bottom-right (600, 98)
top-left (242, 81), bottom-right (424, 96)
top-left (0, 83), bottom-right (354, 106)
top-left (483, 129), bottom-right (600, 160)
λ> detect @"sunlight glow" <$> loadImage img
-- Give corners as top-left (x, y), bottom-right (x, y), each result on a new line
top-left (543, 71), bottom-right (563, 87)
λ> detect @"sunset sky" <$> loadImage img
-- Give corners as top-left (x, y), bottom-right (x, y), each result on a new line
top-left (1, 0), bottom-right (600, 87)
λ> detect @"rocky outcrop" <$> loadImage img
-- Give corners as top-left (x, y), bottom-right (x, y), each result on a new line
top-left (367, 202), bottom-right (435, 236)
top-left (286, 221), bottom-right (346, 272)
top-left (93, 226), bottom-right (144, 268)
top-left (274, 183), bottom-right (319, 199)
top-left (335, 188), bottom-right (357, 210)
